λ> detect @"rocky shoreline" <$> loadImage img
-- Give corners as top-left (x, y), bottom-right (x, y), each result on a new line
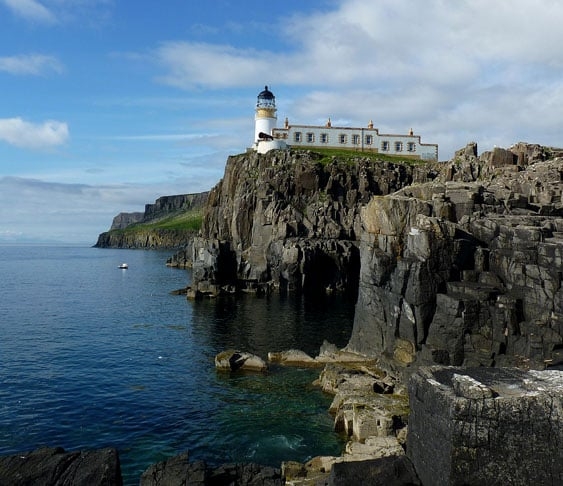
top-left (7, 352), bottom-right (563, 485)
top-left (37, 141), bottom-right (562, 485)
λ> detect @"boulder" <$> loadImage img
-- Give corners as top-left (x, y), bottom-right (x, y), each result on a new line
top-left (215, 350), bottom-right (268, 372)
top-left (0, 446), bottom-right (122, 486)
top-left (140, 451), bottom-right (206, 486)
top-left (327, 455), bottom-right (420, 486)
top-left (408, 366), bottom-right (563, 486)
top-left (141, 452), bottom-right (283, 486)
top-left (208, 463), bottom-right (283, 485)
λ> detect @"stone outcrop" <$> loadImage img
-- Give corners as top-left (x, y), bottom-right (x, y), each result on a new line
top-left (187, 149), bottom-right (438, 296)
top-left (110, 211), bottom-right (144, 230)
top-left (140, 451), bottom-right (283, 486)
top-left (95, 228), bottom-right (199, 249)
top-left (215, 350), bottom-right (269, 372)
top-left (95, 192), bottom-right (208, 249)
top-left (408, 366), bottom-right (563, 486)
top-left (347, 142), bottom-right (563, 370)
top-left (0, 446), bottom-right (122, 486)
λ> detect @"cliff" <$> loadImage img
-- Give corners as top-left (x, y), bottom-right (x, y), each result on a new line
top-left (94, 192), bottom-right (208, 249)
top-left (186, 149), bottom-right (438, 296)
top-left (347, 142), bottom-right (563, 370)
top-left (185, 143), bottom-right (563, 370)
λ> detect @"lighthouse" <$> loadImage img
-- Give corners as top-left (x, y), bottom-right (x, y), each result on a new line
top-left (252, 85), bottom-right (287, 153)
top-left (254, 85), bottom-right (277, 144)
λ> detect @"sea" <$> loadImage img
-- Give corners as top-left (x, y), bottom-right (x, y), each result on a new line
top-left (0, 245), bottom-right (355, 484)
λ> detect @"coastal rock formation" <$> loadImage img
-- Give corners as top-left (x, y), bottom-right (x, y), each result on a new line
top-left (215, 350), bottom-right (269, 372)
top-left (187, 149), bottom-right (437, 296)
top-left (109, 211), bottom-right (144, 230)
top-left (95, 228), bottom-right (199, 249)
top-left (140, 451), bottom-right (283, 486)
top-left (95, 192), bottom-right (208, 249)
top-left (408, 366), bottom-right (563, 486)
top-left (347, 143), bottom-right (563, 369)
top-left (0, 446), bottom-right (122, 486)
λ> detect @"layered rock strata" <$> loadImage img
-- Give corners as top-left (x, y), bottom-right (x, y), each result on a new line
top-left (408, 366), bottom-right (563, 486)
top-left (186, 150), bottom-right (437, 297)
top-left (347, 143), bottom-right (563, 369)
top-left (95, 192), bottom-right (208, 249)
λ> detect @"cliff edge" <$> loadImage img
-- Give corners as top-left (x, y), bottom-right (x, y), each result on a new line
top-left (187, 149), bottom-right (438, 297)
top-left (94, 192), bottom-right (208, 249)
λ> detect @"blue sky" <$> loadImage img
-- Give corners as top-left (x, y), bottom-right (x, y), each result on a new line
top-left (2, 0), bottom-right (563, 244)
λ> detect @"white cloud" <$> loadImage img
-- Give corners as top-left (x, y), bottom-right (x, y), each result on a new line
top-left (154, 42), bottom-right (273, 89)
top-left (0, 54), bottom-right (64, 76)
top-left (0, 118), bottom-right (69, 149)
top-left (150, 0), bottom-right (563, 158)
top-left (1, 0), bottom-right (55, 23)
top-left (1, 0), bottom-right (113, 26)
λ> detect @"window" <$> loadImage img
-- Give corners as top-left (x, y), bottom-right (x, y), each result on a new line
top-left (306, 132), bottom-right (315, 143)
top-left (352, 134), bottom-right (360, 145)
top-left (294, 132), bottom-right (302, 142)
top-left (339, 134), bottom-right (347, 144)
top-left (381, 141), bottom-right (389, 151)
top-left (365, 135), bottom-right (373, 145)
top-left (407, 142), bottom-right (416, 152)
top-left (395, 141), bottom-right (403, 152)
top-left (320, 133), bottom-right (329, 144)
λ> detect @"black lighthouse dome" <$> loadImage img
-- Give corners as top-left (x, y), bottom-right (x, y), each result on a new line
top-left (257, 85), bottom-right (275, 108)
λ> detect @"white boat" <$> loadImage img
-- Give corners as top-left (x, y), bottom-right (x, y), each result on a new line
top-left (118, 263), bottom-right (128, 269)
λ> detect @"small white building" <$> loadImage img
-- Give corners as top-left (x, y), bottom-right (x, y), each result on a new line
top-left (251, 86), bottom-right (438, 161)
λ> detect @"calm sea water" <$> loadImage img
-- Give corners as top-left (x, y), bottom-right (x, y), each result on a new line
top-left (0, 246), bottom-right (354, 484)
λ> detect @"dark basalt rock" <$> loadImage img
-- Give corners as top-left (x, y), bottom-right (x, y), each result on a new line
top-left (347, 142), bottom-right (563, 370)
top-left (0, 446), bottom-right (122, 486)
top-left (408, 366), bottom-right (563, 486)
top-left (187, 149), bottom-right (435, 297)
top-left (327, 455), bottom-right (421, 486)
top-left (140, 452), bottom-right (283, 486)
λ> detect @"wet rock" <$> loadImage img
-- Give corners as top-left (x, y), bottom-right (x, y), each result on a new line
top-left (140, 451), bottom-right (206, 486)
top-left (215, 350), bottom-right (268, 372)
top-left (0, 446), bottom-right (122, 486)
top-left (141, 452), bottom-right (282, 486)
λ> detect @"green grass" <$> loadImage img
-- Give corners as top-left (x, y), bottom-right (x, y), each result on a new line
top-left (303, 147), bottom-right (426, 166)
top-left (112, 210), bottom-right (203, 234)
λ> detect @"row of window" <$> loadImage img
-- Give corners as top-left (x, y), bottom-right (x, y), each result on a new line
top-left (293, 132), bottom-right (417, 152)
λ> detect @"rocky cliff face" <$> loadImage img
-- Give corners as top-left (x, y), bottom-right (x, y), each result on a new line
top-left (95, 192), bottom-right (208, 249)
top-left (95, 228), bottom-right (198, 249)
top-left (188, 150), bottom-right (437, 296)
top-left (347, 142), bottom-right (563, 370)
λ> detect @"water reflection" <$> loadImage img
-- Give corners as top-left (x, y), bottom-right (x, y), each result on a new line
top-left (189, 292), bottom-right (355, 358)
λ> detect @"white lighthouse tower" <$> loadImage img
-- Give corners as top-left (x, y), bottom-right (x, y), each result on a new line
top-left (252, 86), bottom-right (287, 153)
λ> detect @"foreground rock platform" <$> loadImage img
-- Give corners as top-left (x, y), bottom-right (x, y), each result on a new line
top-left (140, 451), bottom-right (283, 485)
top-left (0, 446), bottom-right (122, 486)
top-left (408, 366), bottom-right (563, 486)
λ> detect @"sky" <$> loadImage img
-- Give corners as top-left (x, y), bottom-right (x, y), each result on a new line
top-left (1, 0), bottom-right (563, 244)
